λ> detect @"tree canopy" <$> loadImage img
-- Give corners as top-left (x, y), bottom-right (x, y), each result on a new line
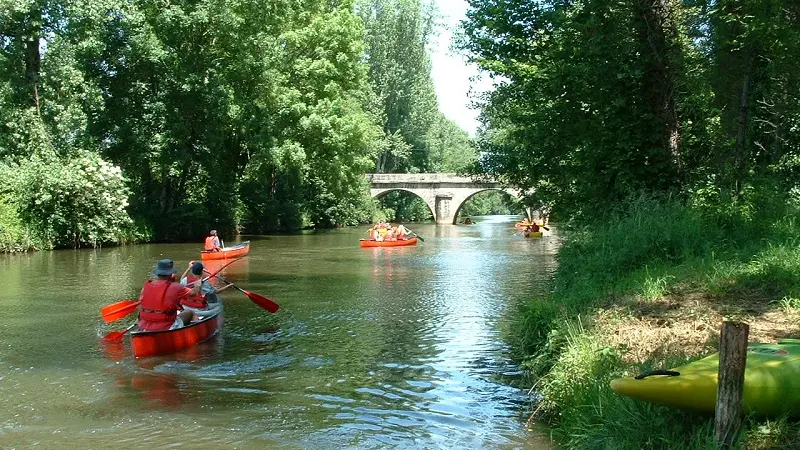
top-left (460, 0), bottom-right (800, 221)
top-left (0, 0), bottom-right (477, 249)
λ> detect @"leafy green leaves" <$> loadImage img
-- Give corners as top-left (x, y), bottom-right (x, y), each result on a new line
top-left (2, 149), bottom-right (133, 248)
top-left (462, 0), bottom-right (800, 222)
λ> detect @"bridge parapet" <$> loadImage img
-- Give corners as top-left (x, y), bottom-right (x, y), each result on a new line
top-left (368, 173), bottom-right (479, 182)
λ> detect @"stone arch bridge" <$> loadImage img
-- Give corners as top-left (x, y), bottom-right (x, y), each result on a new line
top-left (367, 173), bottom-right (525, 224)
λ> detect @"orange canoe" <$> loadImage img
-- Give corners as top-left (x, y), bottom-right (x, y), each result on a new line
top-left (200, 240), bottom-right (250, 261)
top-left (131, 308), bottom-right (223, 358)
top-left (359, 236), bottom-right (418, 248)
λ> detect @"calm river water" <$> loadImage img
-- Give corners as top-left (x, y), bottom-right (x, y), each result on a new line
top-left (0, 216), bottom-right (559, 449)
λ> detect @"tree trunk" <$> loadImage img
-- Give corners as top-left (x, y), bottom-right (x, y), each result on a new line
top-left (710, 0), bottom-right (757, 194)
top-left (635, 0), bottom-right (683, 178)
top-left (24, 23), bottom-right (41, 111)
top-left (733, 57), bottom-right (752, 197)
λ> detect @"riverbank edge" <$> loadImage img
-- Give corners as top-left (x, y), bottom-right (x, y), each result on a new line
top-left (516, 198), bottom-right (800, 448)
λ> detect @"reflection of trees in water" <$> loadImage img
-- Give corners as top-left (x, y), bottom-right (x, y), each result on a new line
top-left (364, 247), bottom-right (441, 378)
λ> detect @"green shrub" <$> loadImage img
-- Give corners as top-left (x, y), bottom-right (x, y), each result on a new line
top-left (2, 150), bottom-right (134, 248)
top-left (0, 196), bottom-right (44, 251)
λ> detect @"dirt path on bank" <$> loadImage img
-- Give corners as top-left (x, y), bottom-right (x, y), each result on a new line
top-left (593, 286), bottom-right (800, 363)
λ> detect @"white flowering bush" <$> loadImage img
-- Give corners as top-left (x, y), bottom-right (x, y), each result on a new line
top-left (3, 150), bottom-right (133, 248)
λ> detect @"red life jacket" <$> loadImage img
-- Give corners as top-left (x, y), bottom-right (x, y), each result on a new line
top-left (181, 274), bottom-right (207, 309)
top-left (138, 279), bottom-right (188, 329)
top-left (204, 236), bottom-right (218, 251)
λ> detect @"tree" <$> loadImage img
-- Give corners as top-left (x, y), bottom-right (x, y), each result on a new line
top-left (460, 0), bottom-right (702, 220)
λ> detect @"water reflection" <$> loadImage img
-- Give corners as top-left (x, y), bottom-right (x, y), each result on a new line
top-left (0, 216), bottom-right (557, 449)
top-left (102, 336), bottom-right (226, 409)
top-left (202, 256), bottom-right (250, 285)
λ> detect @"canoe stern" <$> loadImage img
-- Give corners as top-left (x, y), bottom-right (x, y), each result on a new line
top-left (131, 310), bottom-right (223, 358)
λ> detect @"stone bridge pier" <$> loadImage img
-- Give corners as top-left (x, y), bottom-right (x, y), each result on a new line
top-left (367, 173), bottom-right (524, 224)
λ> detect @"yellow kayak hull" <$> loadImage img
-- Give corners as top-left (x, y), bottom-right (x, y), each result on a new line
top-left (524, 231), bottom-right (543, 238)
top-left (610, 340), bottom-right (800, 416)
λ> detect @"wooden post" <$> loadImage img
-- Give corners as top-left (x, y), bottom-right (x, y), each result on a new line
top-left (714, 321), bottom-right (749, 449)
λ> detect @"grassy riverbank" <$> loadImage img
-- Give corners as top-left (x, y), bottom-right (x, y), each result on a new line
top-left (516, 197), bottom-right (800, 448)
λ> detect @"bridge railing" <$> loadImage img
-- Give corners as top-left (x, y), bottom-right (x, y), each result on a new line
top-left (366, 173), bottom-right (498, 184)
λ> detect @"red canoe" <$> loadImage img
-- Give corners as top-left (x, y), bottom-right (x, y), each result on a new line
top-left (131, 308), bottom-right (223, 358)
top-left (200, 240), bottom-right (250, 261)
top-left (359, 236), bottom-right (418, 248)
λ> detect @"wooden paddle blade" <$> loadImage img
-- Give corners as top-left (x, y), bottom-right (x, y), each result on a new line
top-left (243, 289), bottom-right (280, 313)
top-left (101, 300), bottom-right (140, 323)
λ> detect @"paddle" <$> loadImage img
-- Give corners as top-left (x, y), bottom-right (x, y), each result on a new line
top-left (201, 269), bottom-right (280, 313)
top-left (102, 322), bottom-right (137, 343)
top-left (101, 300), bottom-right (142, 324)
top-left (100, 256), bottom-right (244, 324)
top-left (401, 227), bottom-right (424, 241)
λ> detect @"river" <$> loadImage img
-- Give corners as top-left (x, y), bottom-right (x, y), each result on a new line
top-left (0, 216), bottom-right (558, 449)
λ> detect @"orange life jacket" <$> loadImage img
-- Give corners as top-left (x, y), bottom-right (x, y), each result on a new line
top-left (204, 236), bottom-right (218, 251)
top-left (181, 274), bottom-right (207, 309)
top-left (138, 279), bottom-right (187, 329)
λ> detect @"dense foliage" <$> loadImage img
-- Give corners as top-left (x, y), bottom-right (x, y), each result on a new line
top-left (0, 0), bottom-right (477, 249)
top-left (357, 0), bottom-right (478, 222)
top-left (2, 150), bottom-right (133, 248)
top-left (359, 0), bottom-right (477, 174)
top-left (460, 0), bottom-right (800, 222)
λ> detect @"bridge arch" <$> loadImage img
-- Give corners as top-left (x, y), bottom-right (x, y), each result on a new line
top-left (367, 173), bottom-right (524, 225)
top-left (451, 188), bottom-right (520, 224)
top-left (371, 188), bottom-right (436, 221)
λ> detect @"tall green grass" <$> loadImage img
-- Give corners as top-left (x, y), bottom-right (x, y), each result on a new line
top-left (553, 196), bottom-right (723, 308)
top-left (513, 196), bottom-right (800, 448)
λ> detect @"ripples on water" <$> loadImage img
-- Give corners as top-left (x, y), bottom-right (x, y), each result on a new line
top-left (0, 216), bottom-right (558, 449)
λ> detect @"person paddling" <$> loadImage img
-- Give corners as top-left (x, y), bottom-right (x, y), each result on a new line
top-left (137, 259), bottom-right (199, 332)
top-left (179, 261), bottom-right (232, 317)
top-left (395, 224), bottom-right (412, 239)
top-left (204, 230), bottom-right (222, 252)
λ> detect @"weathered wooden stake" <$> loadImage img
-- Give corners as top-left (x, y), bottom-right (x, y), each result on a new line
top-left (714, 321), bottom-right (749, 449)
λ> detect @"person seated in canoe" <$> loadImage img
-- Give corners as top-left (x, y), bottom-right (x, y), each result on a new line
top-left (367, 226), bottom-right (382, 241)
top-left (463, 217), bottom-right (473, 225)
top-left (378, 224), bottom-right (390, 241)
top-left (137, 259), bottom-right (200, 332)
top-left (179, 261), bottom-right (232, 319)
top-left (395, 224), bottom-right (412, 239)
top-left (204, 230), bottom-right (222, 252)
